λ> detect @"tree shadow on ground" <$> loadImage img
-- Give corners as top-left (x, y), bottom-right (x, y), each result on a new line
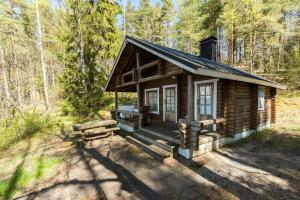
top-left (16, 124), bottom-right (170, 200)
top-left (2, 140), bottom-right (31, 200)
top-left (213, 144), bottom-right (300, 199)
top-left (174, 155), bottom-right (265, 200)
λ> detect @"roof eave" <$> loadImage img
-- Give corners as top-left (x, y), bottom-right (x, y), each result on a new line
top-left (195, 68), bottom-right (287, 89)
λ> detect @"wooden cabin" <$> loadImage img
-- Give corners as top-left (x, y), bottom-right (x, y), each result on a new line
top-left (105, 36), bottom-right (286, 159)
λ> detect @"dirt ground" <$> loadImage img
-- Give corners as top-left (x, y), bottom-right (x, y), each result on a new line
top-left (14, 133), bottom-right (300, 200)
top-left (194, 141), bottom-right (300, 200)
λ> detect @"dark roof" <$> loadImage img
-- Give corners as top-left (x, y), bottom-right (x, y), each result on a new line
top-left (127, 36), bottom-right (275, 84)
top-left (105, 36), bottom-right (286, 90)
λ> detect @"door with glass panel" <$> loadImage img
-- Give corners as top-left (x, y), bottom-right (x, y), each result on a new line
top-left (164, 86), bottom-right (176, 122)
top-left (196, 83), bottom-right (214, 122)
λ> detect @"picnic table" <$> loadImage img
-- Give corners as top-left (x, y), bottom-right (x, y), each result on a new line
top-left (72, 120), bottom-right (120, 143)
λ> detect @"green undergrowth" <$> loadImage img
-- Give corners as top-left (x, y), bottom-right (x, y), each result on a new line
top-left (0, 110), bottom-right (58, 151)
top-left (0, 111), bottom-right (76, 199)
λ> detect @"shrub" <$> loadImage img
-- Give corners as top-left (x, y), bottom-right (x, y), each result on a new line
top-left (0, 110), bottom-right (56, 151)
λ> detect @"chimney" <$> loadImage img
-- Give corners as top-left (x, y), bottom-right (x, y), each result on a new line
top-left (199, 36), bottom-right (217, 62)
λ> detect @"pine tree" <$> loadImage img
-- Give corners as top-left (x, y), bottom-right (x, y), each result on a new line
top-left (175, 0), bottom-right (207, 54)
top-left (160, 0), bottom-right (175, 46)
top-left (59, 0), bottom-right (121, 116)
top-left (201, 0), bottom-right (222, 37)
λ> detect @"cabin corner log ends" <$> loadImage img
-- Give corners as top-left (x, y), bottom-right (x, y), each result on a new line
top-left (178, 118), bottom-right (226, 151)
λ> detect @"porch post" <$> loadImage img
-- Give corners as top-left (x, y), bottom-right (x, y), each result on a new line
top-left (187, 74), bottom-right (193, 122)
top-left (136, 52), bottom-right (141, 113)
top-left (114, 90), bottom-right (118, 119)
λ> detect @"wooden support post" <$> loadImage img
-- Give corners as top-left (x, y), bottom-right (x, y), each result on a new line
top-left (115, 90), bottom-right (118, 119)
top-left (136, 52), bottom-right (141, 113)
top-left (187, 74), bottom-right (193, 122)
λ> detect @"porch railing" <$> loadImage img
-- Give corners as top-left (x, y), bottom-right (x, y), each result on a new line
top-left (112, 109), bottom-right (143, 130)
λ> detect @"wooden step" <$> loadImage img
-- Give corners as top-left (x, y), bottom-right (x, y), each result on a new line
top-left (140, 128), bottom-right (180, 145)
top-left (126, 135), bottom-right (171, 161)
top-left (133, 131), bottom-right (177, 153)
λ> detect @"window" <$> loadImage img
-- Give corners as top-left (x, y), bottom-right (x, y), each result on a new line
top-left (145, 88), bottom-right (159, 114)
top-left (197, 83), bottom-right (213, 116)
top-left (258, 87), bottom-right (265, 111)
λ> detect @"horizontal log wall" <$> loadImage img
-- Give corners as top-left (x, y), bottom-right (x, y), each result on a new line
top-left (140, 61), bottom-right (179, 121)
top-left (234, 82), bottom-right (252, 133)
top-left (224, 80), bottom-right (274, 137)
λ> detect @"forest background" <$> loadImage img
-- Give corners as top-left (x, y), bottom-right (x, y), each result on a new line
top-left (0, 0), bottom-right (299, 120)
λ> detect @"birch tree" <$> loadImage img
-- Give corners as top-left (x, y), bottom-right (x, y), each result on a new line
top-left (35, 0), bottom-right (50, 110)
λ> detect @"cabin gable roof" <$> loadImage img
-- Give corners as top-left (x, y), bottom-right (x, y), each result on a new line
top-left (105, 36), bottom-right (286, 91)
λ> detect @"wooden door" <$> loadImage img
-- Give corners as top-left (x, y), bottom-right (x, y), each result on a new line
top-left (164, 86), bottom-right (177, 122)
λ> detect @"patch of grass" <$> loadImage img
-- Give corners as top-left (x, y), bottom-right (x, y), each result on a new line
top-left (276, 90), bottom-right (300, 134)
top-left (250, 129), bottom-right (300, 154)
top-left (0, 153), bottom-right (63, 199)
top-left (244, 91), bottom-right (300, 154)
top-left (0, 110), bottom-right (58, 151)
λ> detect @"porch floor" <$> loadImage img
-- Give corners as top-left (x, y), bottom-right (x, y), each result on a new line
top-left (141, 121), bottom-right (180, 143)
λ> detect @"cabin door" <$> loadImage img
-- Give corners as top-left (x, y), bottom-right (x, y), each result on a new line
top-left (163, 85), bottom-right (177, 122)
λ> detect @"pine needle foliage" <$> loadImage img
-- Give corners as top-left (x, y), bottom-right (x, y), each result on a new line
top-left (59, 0), bottom-right (121, 116)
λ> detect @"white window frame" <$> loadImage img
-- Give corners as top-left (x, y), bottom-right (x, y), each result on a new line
top-left (258, 86), bottom-right (265, 111)
top-left (194, 79), bottom-right (218, 131)
top-left (144, 87), bottom-right (160, 114)
top-left (162, 84), bottom-right (178, 123)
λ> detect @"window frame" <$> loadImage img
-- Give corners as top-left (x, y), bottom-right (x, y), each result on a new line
top-left (194, 79), bottom-right (218, 131)
top-left (258, 86), bottom-right (265, 111)
top-left (144, 87), bottom-right (160, 114)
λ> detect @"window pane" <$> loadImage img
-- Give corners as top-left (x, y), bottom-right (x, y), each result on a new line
top-left (200, 96), bottom-right (205, 105)
top-left (146, 90), bottom-right (158, 112)
top-left (200, 105), bottom-right (205, 114)
top-left (206, 105), bottom-right (211, 114)
top-left (200, 86), bottom-right (205, 95)
top-left (258, 87), bottom-right (265, 110)
top-left (206, 85), bottom-right (211, 95)
top-left (206, 95), bottom-right (211, 105)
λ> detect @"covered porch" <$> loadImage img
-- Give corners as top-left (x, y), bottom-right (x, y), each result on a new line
top-left (105, 38), bottom-right (228, 159)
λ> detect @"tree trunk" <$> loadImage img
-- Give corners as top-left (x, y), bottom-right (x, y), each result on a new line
top-left (0, 42), bottom-right (14, 117)
top-left (36, 0), bottom-right (50, 110)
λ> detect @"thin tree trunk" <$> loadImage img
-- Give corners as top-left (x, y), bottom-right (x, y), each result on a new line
top-left (0, 42), bottom-right (14, 117)
top-left (35, 0), bottom-right (50, 110)
top-left (16, 67), bottom-right (24, 110)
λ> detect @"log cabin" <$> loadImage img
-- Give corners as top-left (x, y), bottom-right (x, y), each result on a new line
top-left (105, 36), bottom-right (286, 159)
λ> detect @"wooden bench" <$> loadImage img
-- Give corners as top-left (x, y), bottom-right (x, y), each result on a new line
top-left (72, 120), bottom-right (120, 143)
